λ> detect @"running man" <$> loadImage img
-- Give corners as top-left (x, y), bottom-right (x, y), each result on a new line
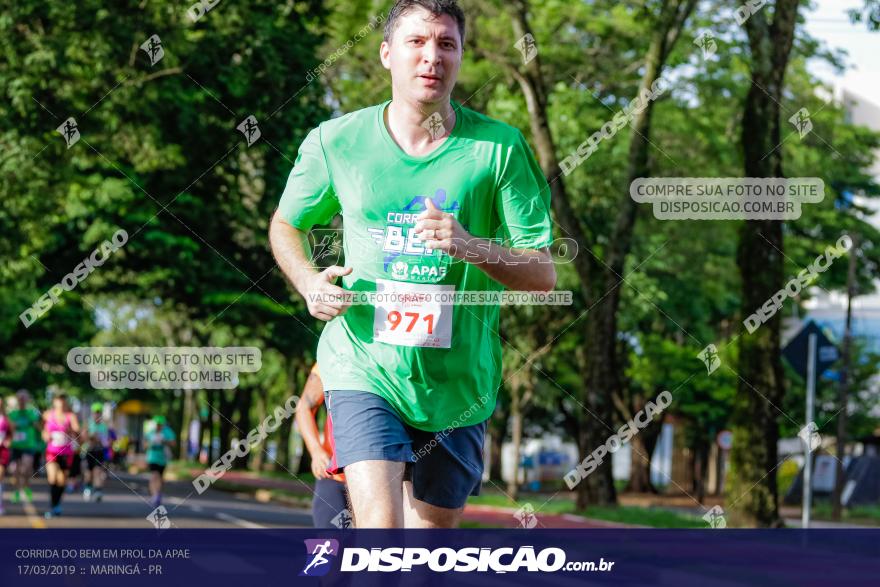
top-left (269, 0), bottom-right (555, 528)
top-left (8, 390), bottom-right (41, 504)
top-left (302, 540), bottom-right (335, 575)
top-left (294, 363), bottom-right (350, 528)
top-left (42, 394), bottom-right (80, 518)
top-left (0, 398), bottom-right (15, 515)
top-left (144, 415), bottom-right (176, 508)
top-left (83, 403), bottom-right (111, 502)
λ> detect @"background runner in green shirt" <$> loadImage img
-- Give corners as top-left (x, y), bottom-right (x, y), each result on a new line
top-left (144, 415), bottom-right (176, 508)
top-left (8, 390), bottom-right (41, 503)
top-left (83, 403), bottom-right (110, 501)
top-left (9, 405), bottom-right (40, 453)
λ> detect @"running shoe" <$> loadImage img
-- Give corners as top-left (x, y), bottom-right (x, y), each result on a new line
top-left (23, 487), bottom-right (33, 502)
top-left (94, 490), bottom-right (103, 503)
top-left (44, 506), bottom-right (62, 519)
top-left (83, 486), bottom-right (92, 502)
top-left (10, 491), bottom-right (19, 504)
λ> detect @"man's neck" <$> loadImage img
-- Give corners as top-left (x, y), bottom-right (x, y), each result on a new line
top-left (384, 96), bottom-right (456, 157)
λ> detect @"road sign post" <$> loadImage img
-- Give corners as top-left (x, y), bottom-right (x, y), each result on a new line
top-left (782, 321), bottom-right (840, 530)
top-left (802, 333), bottom-right (816, 529)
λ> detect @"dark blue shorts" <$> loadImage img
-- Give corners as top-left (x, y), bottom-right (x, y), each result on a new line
top-left (325, 389), bottom-right (487, 510)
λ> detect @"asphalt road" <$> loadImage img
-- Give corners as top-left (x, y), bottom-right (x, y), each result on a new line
top-left (0, 471), bottom-right (314, 529)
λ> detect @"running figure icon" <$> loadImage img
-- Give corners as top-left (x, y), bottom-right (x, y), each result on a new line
top-left (302, 540), bottom-right (335, 575)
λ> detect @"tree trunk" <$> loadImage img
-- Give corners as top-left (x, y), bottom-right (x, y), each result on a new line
top-left (276, 412), bottom-right (294, 472)
top-left (171, 389), bottom-right (185, 462)
top-left (627, 423), bottom-right (660, 494)
top-left (504, 0), bottom-right (697, 507)
top-left (573, 425), bottom-right (599, 509)
top-left (489, 408), bottom-right (508, 482)
top-left (505, 1), bottom-right (604, 507)
top-left (727, 0), bottom-right (800, 528)
top-left (233, 390), bottom-right (253, 470)
top-left (179, 389), bottom-right (194, 461)
top-left (278, 359), bottom-right (305, 472)
top-left (583, 0), bottom-right (698, 508)
top-left (507, 387), bottom-right (523, 499)
top-left (692, 438), bottom-right (710, 504)
top-left (202, 389), bottom-right (216, 462)
top-left (218, 390), bottom-right (235, 458)
top-left (251, 391), bottom-right (267, 472)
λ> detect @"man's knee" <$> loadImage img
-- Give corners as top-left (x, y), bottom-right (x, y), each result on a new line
top-left (344, 460), bottom-right (406, 527)
top-left (403, 481), bottom-right (463, 528)
top-left (407, 507), bottom-right (462, 528)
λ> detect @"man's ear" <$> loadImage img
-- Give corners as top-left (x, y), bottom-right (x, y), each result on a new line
top-left (379, 41), bottom-right (391, 70)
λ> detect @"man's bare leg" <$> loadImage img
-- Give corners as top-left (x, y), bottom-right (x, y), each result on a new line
top-left (402, 480), bottom-right (463, 528)
top-left (344, 460), bottom-right (405, 528)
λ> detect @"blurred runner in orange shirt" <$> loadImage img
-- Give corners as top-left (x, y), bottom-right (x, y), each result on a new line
top-left (295, 363), bottom-right (350, 528)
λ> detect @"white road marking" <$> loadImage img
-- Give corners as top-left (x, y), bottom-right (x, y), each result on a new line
top-left (215, 512), bottom-right (265, 529)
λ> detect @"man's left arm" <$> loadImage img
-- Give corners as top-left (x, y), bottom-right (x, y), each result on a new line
top-left (464, 241), bottom-right (556, 292)
top-left (415, 199), bottom-right (556, 291)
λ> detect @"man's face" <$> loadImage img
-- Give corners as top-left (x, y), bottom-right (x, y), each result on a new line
top-left (380, 8), bottom-right (462, 106)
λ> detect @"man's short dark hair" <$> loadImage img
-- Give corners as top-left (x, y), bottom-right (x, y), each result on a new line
top-left (383, 0), bottom-right (466, 45)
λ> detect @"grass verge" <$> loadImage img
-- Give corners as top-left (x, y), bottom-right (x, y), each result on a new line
top-left (467, 492), bottom-right (706, 528)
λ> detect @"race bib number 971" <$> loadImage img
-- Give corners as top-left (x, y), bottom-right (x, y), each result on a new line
top-left (373, 279), bottom-right (454, 348)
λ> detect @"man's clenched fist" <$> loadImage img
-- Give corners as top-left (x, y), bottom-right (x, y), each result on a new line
top-left (305, 265), bottom-right (352, 321)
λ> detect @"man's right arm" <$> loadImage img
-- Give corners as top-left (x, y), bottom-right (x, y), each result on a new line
top-left (269, 210), bottom-right (320, 294)
top-left (268, 210), bottom-right (352, 322)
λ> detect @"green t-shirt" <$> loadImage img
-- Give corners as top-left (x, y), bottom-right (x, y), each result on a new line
top-left (145, 424), bottom-right (175, 466)
top-left (278, 100), bottom-right (552, 431)
top-left (9, 408), bottom-right (41, 450)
